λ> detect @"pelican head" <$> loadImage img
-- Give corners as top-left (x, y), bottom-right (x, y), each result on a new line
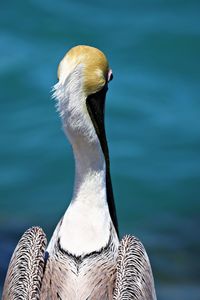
top-left (53, 45), bottom-right (113, 145)
top-left (58, 45), bottom-right (111, 95)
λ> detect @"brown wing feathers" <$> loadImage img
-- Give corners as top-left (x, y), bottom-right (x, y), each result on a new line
top-left (2, 226), bottom-right (47, 300)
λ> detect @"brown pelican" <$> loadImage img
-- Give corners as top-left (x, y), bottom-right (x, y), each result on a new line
top-left (2, 45), bottom-right (157, 300)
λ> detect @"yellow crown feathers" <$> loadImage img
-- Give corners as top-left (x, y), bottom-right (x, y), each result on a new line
top-left (58, 45), bottom-right (109, 96)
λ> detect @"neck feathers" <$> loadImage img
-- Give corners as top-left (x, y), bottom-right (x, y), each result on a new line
top-left (52, 72), bottom-right (119, 256)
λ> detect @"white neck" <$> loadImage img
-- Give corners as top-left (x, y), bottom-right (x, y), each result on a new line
top-left (53, 76), bottom-right (112, 256)
top-left (58, 135), bottom-right (111, 256)
top-left (72, 136), bottom-right (105, 198)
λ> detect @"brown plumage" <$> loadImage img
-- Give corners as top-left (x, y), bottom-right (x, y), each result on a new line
top-left (2, 227), bottom-right (47, 300)
top-left (40, 227), bottom-right (117, 300)
top-left (113, 235), bottom-right (157, 300)
top-left (2, 229), bottom-right (157, 300)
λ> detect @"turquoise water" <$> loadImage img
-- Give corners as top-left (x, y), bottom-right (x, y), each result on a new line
top-left (0, 0), bottom-right (200, 298)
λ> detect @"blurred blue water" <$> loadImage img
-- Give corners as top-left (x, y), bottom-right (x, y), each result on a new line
top-left (0, 0), bottom-right (200, 299)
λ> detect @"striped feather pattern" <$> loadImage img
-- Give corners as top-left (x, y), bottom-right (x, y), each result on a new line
top-left (113, 235), bottom-right (157, 300)
top-left (2, 226), bottom-right (47, 300)
top-left (40, 225), bottom-right (118, 300)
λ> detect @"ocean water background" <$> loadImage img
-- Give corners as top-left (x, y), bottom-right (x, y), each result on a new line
top-left (0, 0), bottom-right (200, 298)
